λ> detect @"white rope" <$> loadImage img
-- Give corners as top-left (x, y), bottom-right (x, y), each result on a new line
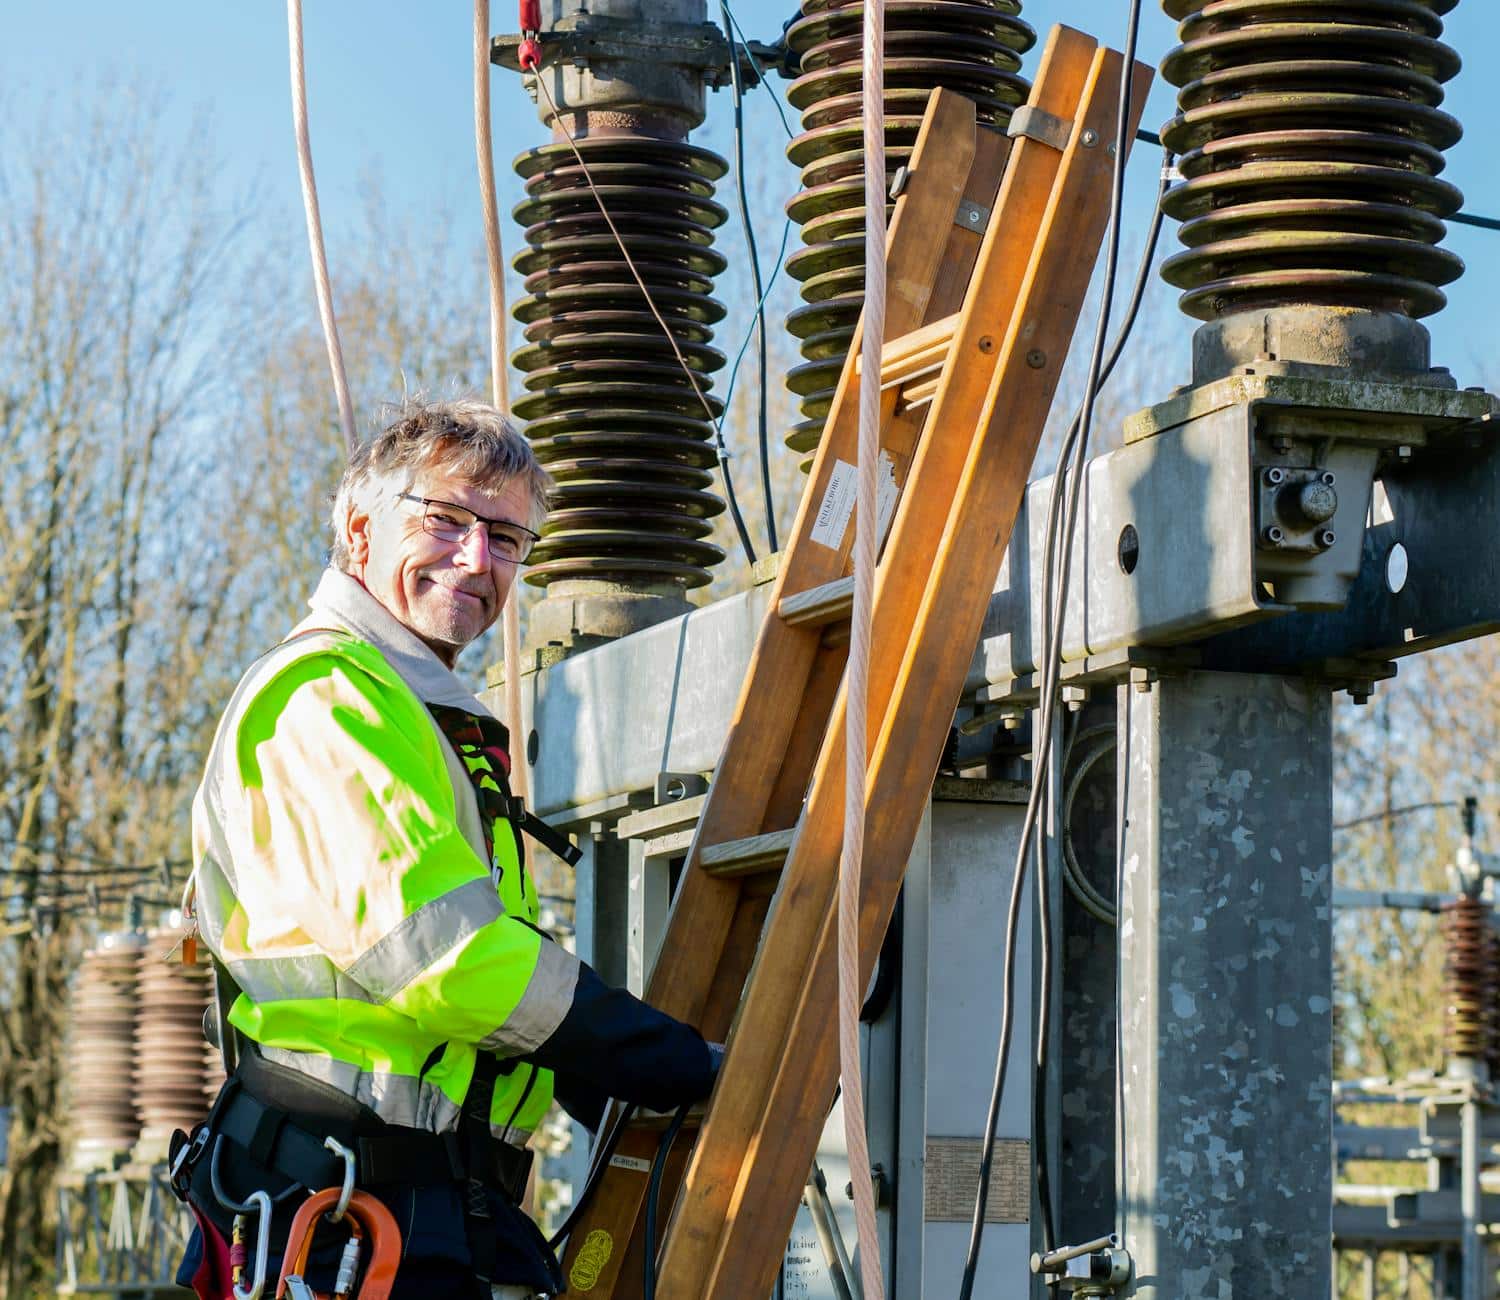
top-left (473, 0), bottom-right (531, 818)
top-left (839, 2), bottom-right (886, 1298)
top-left (286, 0), bottom-right (357, 456)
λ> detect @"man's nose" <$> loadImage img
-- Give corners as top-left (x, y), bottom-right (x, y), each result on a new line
top-left (455, 525), bottom-right (493, 572)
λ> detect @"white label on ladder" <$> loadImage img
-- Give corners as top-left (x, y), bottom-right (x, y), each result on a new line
top-left (608, 1154), bottom-right (652, 1174)
top-left (811, 452), bottom-right (900, 551)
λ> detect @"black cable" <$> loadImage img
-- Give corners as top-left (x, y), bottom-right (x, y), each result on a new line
top-left (547, 1101), bottom-right (638, 1251)
top-left (721, 1), bottom-right (777, 556)
top-left (958, 7), bottom-right (1147, 1294)
top-left (643, 1103), bottom-right (692, 1300)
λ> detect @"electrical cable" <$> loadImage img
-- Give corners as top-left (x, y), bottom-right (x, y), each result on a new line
top-left (286, 0), bottom-right (358, 456)
top-left (720, 0), bottom-right (777, 556)
top-left (530, 74), bottom-right (759, 568)
top-left (958, 8), bottom-right (1148, 1294)
top-left (643, 1103), bottom-right (692, 1300)
top-left (1334, 800), bottom-right (1463, 831)
top-left (1060, 726), bottom-right (1121, 927)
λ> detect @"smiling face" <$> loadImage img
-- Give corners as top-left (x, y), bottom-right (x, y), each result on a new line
top-left (343, 465), bottom-right (534, 667)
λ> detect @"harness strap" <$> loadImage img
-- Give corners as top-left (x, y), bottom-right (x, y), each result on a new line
top-left (208, 1085), bottom-right (532, 1203)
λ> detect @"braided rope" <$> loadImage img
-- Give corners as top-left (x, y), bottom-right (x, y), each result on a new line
top-left (286, 0), bottom-right (357, 456)
top-left (473, 0), bottom-right (531, 818)
top-left (839, 2), bottom-right (887, 1297)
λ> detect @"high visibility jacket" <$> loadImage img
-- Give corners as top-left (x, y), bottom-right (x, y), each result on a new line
top-left (191, 570), bottom-right (711, 1155)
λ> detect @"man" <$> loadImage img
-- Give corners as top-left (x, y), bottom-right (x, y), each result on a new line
top-left (173, 399), bottom-right (716, 1298)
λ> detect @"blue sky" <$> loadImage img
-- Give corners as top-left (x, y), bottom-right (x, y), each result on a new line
top-left (11, 1), bottom-right (1499, 393)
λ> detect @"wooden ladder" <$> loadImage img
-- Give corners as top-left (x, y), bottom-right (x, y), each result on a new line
top-left (560, 27), bottom-right (1151, 1300)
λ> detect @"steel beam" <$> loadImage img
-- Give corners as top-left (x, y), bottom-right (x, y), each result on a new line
top-left (1118, 670), bottom-right (1332, 1297)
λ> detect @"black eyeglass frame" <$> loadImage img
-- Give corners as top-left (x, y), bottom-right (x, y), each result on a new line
top-left (397, 493), bottom-right (541, 564)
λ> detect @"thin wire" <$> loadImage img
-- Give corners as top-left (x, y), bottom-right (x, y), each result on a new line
top-left (721, 0), bottom-right (777, 554)
top-left (1334, 800), bottom-right (1462, 831)
top-left (960, 10), bottom-right (1147, 1294)
top-left (286, 0), bottom-right (358, 456)
top-left (836, 1), bottom-right (887, 1297)
top-left (0, 839), bottom-right (189, 874)
top-left (643, 1103), bottom-right (692, 1300)
top-left (720, 0), bottom-right (797, 142)
top-left (474, 0), bottom-right (534, 834)
top-left (530, 75), bottom-right (758, 567)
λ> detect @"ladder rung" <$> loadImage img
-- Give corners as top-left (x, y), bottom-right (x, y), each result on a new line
top-left (854, 311), bottom-right (960, 390)
top-left (777, 576), bottom-right (854, 628)
top-left (700, 828), bottom-right (796, 878)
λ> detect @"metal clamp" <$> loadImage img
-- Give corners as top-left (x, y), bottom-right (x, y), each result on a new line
top-left (1008, 104), bottom-right (1073, 152)
top-left (1032, 1234), bottom-right (1132, 1294)
top-left (208, 1139), bottom-right (272, 1300)
top-left (324, 1135), bottom-right (357, 1223)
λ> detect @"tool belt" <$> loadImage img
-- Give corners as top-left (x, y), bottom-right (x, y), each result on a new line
top-left (175, 1044), bottom-right (533, 1207)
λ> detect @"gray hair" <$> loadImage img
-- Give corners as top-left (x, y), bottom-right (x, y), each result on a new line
top-left (329, 397), bottom-right (551, 573)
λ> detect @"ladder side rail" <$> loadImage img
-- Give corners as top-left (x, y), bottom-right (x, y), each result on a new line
top-left (652, 27), bottom-right (1108, 1297)
top-left (557, 91), bottom-right (980, 1300)
top-left (664, 38), bottom-right (1154, 1300)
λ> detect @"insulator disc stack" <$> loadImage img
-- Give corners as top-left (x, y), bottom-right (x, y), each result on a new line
top-left (1441, 895), bottom-right (1495, 1066)
top-left (1488, 921), bottom-right (1500, 1082)
top-left (1158, 0), bottom-right (1465, 324)
top-left (782, 0), bottom-right (1035, 459)
top-left (132, 929), bottom-right (215, 1160)
top-left (67, 935), bottom-right (145, 1171)
top-left (511, 137), bottom-right (730, 592)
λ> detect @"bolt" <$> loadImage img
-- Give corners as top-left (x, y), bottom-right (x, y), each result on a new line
top-left (1080, 128), bottom-right (1098, 148)
top-left (1026, 349), bottom-right (1047, 369)
top-left (1061, 685), bottom-right (1088, 713)
top-left (1293, 480), bottom-right (1338, 525)
top-left (1397, 445), bottom-right (1413, 460)
top-left (1130, 666), bottom-right (1157, 694)
top-left (1264, 466), bottom-right (1286, 486)
top-left (1348, 681), bottom-right (1374, 707)
top-left (1321, 471), bottom-right (1336, 486)
top-left (1318, 529), bottom-right (1337, 548)
top-left (1106, 142), bottom-right (1117, 158)
top-left (1262, 525), bottom-right (1285, 546)
top-left (978, 336), bottom-right (995, 354)
top-left (965, 207), bottom-right (981, 225)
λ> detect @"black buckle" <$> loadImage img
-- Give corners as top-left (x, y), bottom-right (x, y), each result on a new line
top-left (168, 1124), bottom-right (211, 1200)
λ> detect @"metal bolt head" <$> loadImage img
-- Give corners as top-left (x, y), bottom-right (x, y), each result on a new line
top-left (1081, 128), bottom-right (1099, 147)
top-left (1397, 445), bottom-right (1413, 460)
top-left (1321, 471), bottom-right (1336, 486)
top-left (1026, 348), bottom-right (1047, 369)
top-left (1317, 529), bottom-right (1337, 548)
top-left (978, 335), bottom-right (995, 354)
top-left (1264, 466), bottom-right (1286, 486)
top-left (1294, 480), bottom-right (1339, 525)
top-left (1261, 524), bottom-right (1286, 546)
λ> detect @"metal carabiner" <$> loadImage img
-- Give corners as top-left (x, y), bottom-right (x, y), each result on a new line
top-left (323, 1135), bottom-right (356, 1223)
top-left (209, 1138), bottom-right (273, 1300)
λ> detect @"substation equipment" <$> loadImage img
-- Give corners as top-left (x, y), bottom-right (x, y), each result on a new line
top-left (490, 0), bottom-right (1500, 1297)
top-left (44, 0), bottom-right (1500, 1296)
top-left (55, 925), bottom-right (220, 1295)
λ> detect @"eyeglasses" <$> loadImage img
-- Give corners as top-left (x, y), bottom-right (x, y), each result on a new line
top-left (398, 494), bottom-right (540, 565)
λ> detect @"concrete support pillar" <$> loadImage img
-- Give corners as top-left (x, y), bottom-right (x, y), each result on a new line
top-left (1118, 670), bottom-right (1333, 1297)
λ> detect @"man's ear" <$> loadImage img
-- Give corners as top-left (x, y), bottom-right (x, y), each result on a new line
top-left (344, 501), bottom-right (372, 569)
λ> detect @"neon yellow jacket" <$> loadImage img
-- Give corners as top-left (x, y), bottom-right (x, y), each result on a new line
top-left (191, 570), bottom-right (583, 1146)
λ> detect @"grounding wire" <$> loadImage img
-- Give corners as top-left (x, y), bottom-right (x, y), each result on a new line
top-left (530, 73), bottom-right (759, 567)
top-left (721, 0), bottom-right (778, 556)
top-left (958, 5), bottom-right (1147, 1294)
top-left (719, 0), bottom-right (798, 143)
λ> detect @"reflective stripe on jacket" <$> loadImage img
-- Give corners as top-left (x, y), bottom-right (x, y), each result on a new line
top-left (191, 569), bottom-right (577, 1145)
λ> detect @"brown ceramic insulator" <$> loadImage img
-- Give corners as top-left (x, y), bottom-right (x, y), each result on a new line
top-left (781, 0), bottom-right (1035, 459)
top-left (1158, 0), bottom-right (1464, 322)
top-left (510, 136), bottom-right (730, 590)
top-left (67, 939), bottom-right (146, 1166)
top-left (1441, 896), bottom-right (1494, 1064)
top-left (132, 930), bottom-right (215, 1150)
